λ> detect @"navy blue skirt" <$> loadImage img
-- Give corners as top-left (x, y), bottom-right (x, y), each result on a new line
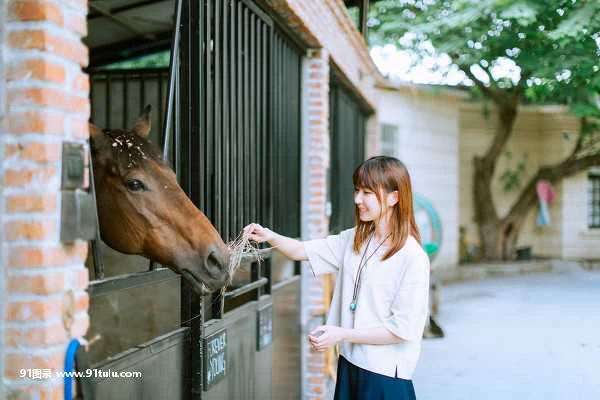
top-left (333, 356), bottom-right (416, 400)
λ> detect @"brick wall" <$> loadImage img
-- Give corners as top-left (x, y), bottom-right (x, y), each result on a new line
top-left (300, 48), bottom-right (331, 399)
top-left (1, 0), bottom-right (90, 398)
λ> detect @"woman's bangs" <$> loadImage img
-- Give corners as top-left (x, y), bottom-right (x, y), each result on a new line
top-left (353, 162), bottom-right (379, 192)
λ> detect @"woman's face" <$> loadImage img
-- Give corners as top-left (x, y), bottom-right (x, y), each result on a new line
top-left (354, 186), bottom-right (383, 222)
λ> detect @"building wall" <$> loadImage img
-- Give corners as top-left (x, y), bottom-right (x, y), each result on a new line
top-left (375, 86), bottom-right (462, 269)
top-left (376, 87), bottom-right (600, 263)
top-left (1, 0), bottom-right (90, 398)
top-left (459, 102), bottom-right (599, 259)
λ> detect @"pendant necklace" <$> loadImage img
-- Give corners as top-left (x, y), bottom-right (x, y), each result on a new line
top-left (349, 232), bottom-right (391, 312)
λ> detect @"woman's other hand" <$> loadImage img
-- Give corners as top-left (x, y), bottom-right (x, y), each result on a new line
top-left (308, 325), bottom-right (346, 352)
top-left (243, 223), bottom-right (274, 243)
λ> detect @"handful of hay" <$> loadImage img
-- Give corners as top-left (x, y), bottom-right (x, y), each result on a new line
top-left (226, 229), bottom-right (264, 283)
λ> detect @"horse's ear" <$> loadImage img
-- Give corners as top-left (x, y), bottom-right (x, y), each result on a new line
top-left (133, 105), bottom-right (152, 138)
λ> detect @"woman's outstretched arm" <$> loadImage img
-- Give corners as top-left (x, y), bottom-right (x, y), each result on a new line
top-left (243, 223), bottom-right (307, 261)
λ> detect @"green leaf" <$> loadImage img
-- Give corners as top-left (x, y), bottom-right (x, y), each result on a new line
top-left (499, 2), bottom-right (539, 25)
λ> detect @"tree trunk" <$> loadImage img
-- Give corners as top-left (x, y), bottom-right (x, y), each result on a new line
top-left (473, 100), bottom-right (518, 260)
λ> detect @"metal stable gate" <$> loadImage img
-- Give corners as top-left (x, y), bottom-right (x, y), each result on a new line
top-left (79, 0), bottom-right (303, 399)
top-left (329, 75), bottom-right (369, 233)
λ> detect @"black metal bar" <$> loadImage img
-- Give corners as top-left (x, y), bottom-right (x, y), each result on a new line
top-left (239, 247), bottom-right (273, 264)
top-left (105, 74), bottom-right (111, 129)
top-left (256, 20), bottom-right (263, 228)
top-left (249, 13), bottom-right (256, 224)
top-left (179, 1), bottom-right (204, 398)
top-left (224, 277), bottom-right (268, 300)
top-left (122, 72), bottom-right (128, 127)
top-left (243, 6), bottom-right (250, 227)
top-left (222, 0), bottom-right (230, 241)
top-left (240, 0), bottom-right (273, 26)
top-left (204, 0), bottom-right (213, 218)
top-left (230, 0), bottom-right (238, 236)
top-left (88, 268), bottom-right (176, 297)
top-left (359, 0), bottom-right (369, 37)
top-left (271, 274), bottom-right (300, 291)
top-left (214, 0), bottom-right (222, 236)
top-left (162, 0), bottom-right (183, 160)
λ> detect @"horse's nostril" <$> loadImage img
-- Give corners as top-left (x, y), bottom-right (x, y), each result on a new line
top-left (207, 250), bottom-right (227, 275)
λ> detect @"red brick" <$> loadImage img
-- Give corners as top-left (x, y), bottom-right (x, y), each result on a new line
top-left (68, 117), bottom-right (89, 139)
top-left (5, 385), bottom-right (62, 400)
top-left (70, 71), bottom-right (89, 94)
top-left (74, 290), bottom-right (89, 311)
top-left (7, 243), bottom-right (88, 268)
top-left (4, 350), bottom-right (63, 379)
top-left (8, 0), bottom-right (63, 25)
top-left (4, 142), bottom-right (61, 163)
top-left (309, 385), bottom-right (323, 394)
top-left (7, 87), bottom-right (90, 115)
top-left (3, 167), bottom-right (58, 187)
top-left (72, 268), bottom-right (89, 290)
top-left (6, 58), bottom-right (66, 83)
top-left (64, 10), bottom-right (87, 36)
top-left (62, 0), bottom-right (86, 11)
top-left (6, 297), bottom-right (62, 322)
top-left (5, 320), bottom-right (68, 346)
top-left (7, 271), bottom-right (66, 295)
top-left (5, 220), bottom-right (57, 241)
top-left (68, 94), bottom-right (90, 115)
top-left (6, 110), bottom-right (64, 135)
top-left (8, 30), bottom-right (88, 67)
top-left (5, 194), bottom-right (57, 213)
top-left (8, 87), bottom-right (68, 109)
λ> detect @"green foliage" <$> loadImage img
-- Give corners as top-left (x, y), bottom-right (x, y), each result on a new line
top-left (369, 0), bottom-right (600, 122)
top-left (105, 51), bottom-right (170, 69)
top-left (499, 150), bottom-right (528, 192)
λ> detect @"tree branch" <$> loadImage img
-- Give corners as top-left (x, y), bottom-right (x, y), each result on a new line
top-left (460, 64), bottom-right (503, 104)
top-left (504, 151), bottom-right (600, 224)
top-left (567, 117), bottom-right (592, 161)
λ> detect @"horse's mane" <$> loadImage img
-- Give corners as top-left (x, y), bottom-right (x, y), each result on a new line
top-left (94, 128), bottom-right (168, 171)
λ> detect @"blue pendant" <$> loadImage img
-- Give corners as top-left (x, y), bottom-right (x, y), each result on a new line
top-left (349, 302), bottom-right (357, 312)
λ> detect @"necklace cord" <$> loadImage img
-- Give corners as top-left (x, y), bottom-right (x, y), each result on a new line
top-left (351, 232), bottom-right (392, 305)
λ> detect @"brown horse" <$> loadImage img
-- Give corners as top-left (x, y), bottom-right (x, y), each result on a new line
top-left (89, 105), bottom-right (230, 293)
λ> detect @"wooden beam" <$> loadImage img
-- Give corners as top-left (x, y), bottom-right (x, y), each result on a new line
top-left (89, 2), bottom-right (156, 41)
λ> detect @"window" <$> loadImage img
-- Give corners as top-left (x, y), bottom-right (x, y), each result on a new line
top-left (588, 173), bottom-right (600, 228)
top-left (380, 123), bottom-right (399, 157)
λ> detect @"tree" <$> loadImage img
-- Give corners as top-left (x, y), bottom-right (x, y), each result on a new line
top-left (369, 0), bottom-right (600, 260)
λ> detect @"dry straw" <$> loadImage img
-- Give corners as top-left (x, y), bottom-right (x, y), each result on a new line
top-left (225, 229), bottom-right (265, 284)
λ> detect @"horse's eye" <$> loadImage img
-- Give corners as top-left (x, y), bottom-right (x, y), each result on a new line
top-left (126, 179), bottom-right (145, 192)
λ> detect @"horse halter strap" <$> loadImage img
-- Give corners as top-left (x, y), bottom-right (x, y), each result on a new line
top-left (350, 232), bottom-right (391, 312)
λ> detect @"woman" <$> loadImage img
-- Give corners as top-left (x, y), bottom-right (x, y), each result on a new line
top-left (244, 156), bottom-right (430, 400)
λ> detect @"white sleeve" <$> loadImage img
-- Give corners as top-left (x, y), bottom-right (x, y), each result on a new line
top-left (302, 229), bottom-right (351, 277)
top-left (383, 250), bottom-right (430, 341)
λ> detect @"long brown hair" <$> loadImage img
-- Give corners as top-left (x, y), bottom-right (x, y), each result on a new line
top-left (352, 156), bottom-right (421, 261)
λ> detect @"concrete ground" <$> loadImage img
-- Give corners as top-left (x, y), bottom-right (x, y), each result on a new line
top-left (413, 267), bottom-right (600, 400)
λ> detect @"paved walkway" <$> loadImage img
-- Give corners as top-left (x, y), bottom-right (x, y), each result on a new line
top-left (413, 267), bottom-right (600, 400)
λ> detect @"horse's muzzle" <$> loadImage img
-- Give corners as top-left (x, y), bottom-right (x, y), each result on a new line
top-left (204, 245), bottom-right (231, 282)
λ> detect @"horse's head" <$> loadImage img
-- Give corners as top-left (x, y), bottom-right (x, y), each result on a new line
top-left (89, 105), bottom-right (230, 293)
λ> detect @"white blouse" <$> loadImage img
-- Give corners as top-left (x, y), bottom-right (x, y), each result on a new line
top-left (303, 227), bottom-right (430, 379)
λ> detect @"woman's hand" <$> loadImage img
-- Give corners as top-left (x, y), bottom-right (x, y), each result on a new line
top-left (308, 325), bottom-right (346, 352)
top-left (243, 223), bottom-right (274, 243)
